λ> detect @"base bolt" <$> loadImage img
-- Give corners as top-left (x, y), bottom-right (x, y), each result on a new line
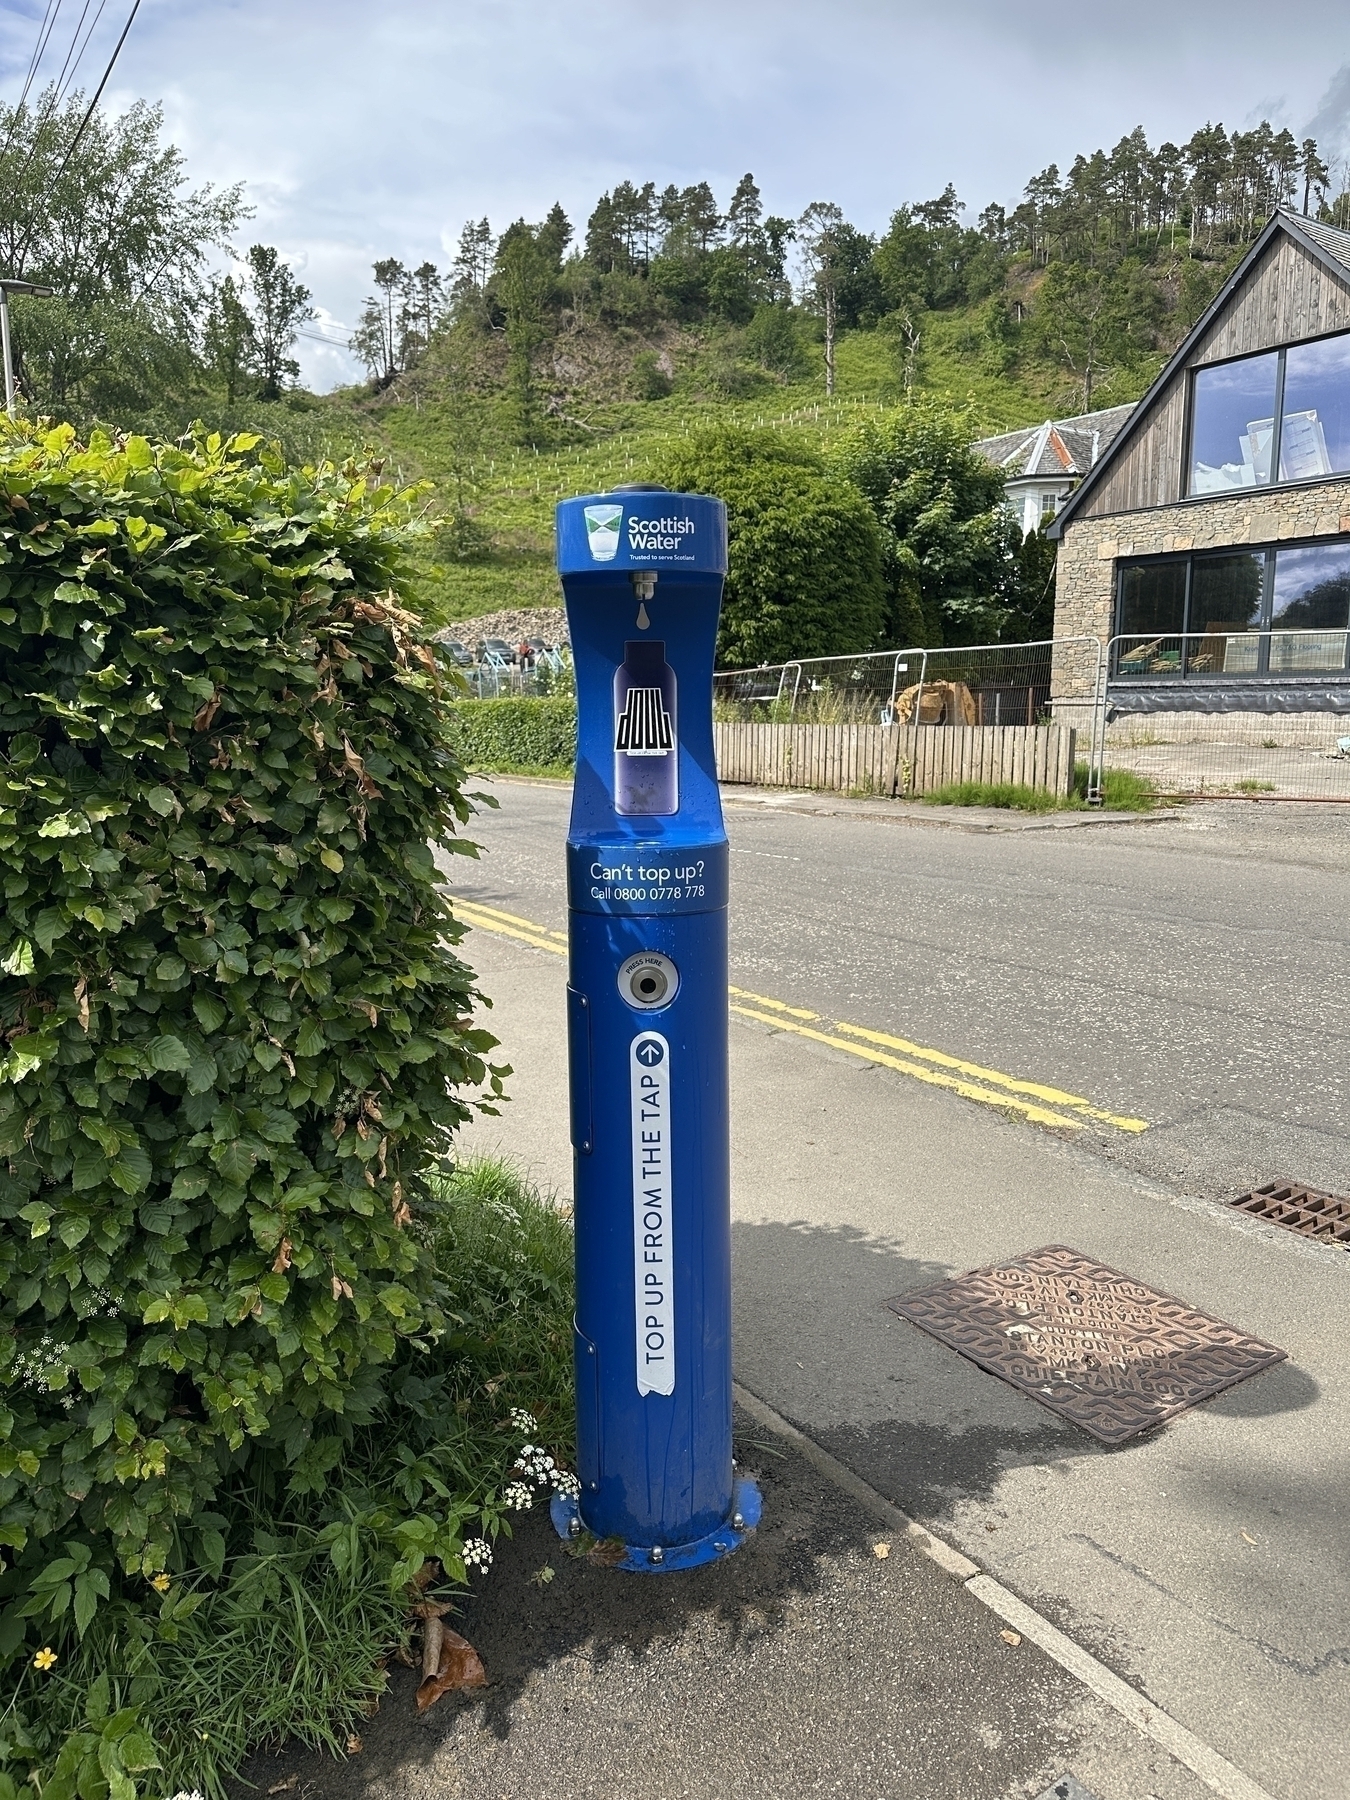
top-left (732, 1513), bottom-right (745, 1530)
top-left (650, 1546), bottom-right (664, 1563)
top-left (568, 1517), bottom-right (581, 1537)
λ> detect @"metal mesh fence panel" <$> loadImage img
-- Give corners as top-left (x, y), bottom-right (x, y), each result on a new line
top-left (712, 639), bottom-right (1101, 800)
top-left (1101, 632), bottom-right (1350, 800)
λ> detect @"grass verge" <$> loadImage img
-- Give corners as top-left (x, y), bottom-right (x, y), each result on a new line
top-left (923, 763), bottom-right (1158, 814)
top-left (467, 760), bottom-right (573, 780)
top-left (5, 1158), bottom-right (574, 1800)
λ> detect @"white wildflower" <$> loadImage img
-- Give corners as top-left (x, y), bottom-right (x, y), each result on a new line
top-left (509, 1407), bottom-right (537, 1434)
top-left (551, 1469), bottom-right (581, 1499)
top-left (513, 1445), bottom-right (556, 1485)
top-left (461, 1537), bottom-right (493, 1571)
top-left (503, 1482), bottom-right (535, 1512)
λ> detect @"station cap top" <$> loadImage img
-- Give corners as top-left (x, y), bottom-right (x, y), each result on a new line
top-left (556, 486), bottom-right (727, 577)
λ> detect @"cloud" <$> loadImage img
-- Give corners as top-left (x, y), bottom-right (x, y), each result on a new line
top-left (1303, 63), bottom-right (1350, 167)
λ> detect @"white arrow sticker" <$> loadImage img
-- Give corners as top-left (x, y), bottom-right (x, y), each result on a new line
top-left (630, 1030), bottom-right (674, 1396)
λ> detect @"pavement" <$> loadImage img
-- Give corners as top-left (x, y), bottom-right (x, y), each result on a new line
top-left (258, 780), bottom-right (1350, 1800)
top-left (246, 1408), bottom-right (1219, 1800)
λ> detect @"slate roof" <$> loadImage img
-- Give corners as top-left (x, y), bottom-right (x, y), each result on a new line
top-left (972, 404), bottom-right (1135, 481)
top-left (1289, 211), bottom-right (1350, 278)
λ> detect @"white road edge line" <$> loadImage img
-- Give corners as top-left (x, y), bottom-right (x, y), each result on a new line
top-left (731, 1381), bottom-right (1278, 1800)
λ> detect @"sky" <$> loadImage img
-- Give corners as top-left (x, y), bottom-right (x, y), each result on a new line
top-left (3, 0), bottom-right (1350, 391)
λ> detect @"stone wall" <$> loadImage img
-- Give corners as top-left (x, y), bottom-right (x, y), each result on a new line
top-left (1050, 478), bottom-right (1350, 744)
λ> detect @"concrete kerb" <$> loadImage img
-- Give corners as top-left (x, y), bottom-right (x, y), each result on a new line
top-left (733, 1380), bottom-right (1279, 1800)
top-left (476, 772), bottom-right (1176, 833)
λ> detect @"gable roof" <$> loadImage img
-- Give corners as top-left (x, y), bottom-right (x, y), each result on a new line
top-left (972, 404), bottom-right (1134, 481)
top-left (1047, 208), bottom-right (1350, 538)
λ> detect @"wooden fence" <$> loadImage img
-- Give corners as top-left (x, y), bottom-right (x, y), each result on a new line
top-left (713, 721), bottom-right (1078, 798)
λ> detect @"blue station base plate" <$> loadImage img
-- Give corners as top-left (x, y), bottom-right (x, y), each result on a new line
top-left (549, 1476), bottom-right (762, 1574)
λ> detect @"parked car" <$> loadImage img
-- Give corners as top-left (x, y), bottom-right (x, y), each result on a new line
top-left (440, 638), bottom-right (473, 667)
top-left (478, 638), bottom-right (515, 665)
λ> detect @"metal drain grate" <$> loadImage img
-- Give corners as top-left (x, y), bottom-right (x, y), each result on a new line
top-left (1229, 1180), bottom-right (1350, 1246)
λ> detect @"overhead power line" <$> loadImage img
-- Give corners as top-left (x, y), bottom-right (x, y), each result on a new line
top-left (51, 0), bottom-right (113, 114)
top-left (0, 0), bottom-right (64, 166)
top-left (3, 0), bottom-right (120, 222)
top-left (18, 0), bottom-right (65, 110)
top-left (41, 0), bottom-right (141, 199)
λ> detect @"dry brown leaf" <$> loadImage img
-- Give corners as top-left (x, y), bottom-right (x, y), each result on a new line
top-left (411, 1599), bottom-right (454, 1620)
top-left (1241, 1530), bottom-right (1258, 1546)
top-left (266, 1779), bottom-right (298, 1795)
top-left (1000, 1629), bottom-right (1022, 1647)
top-left (415, 1630), bottom-right (487, 1711)
top-left (330, 1274), bottom-right (354, 1301)
top-left (587, 1537), bottom-right (627, 1568)
top-left (73, 976), bottom-right (90, 1033)
top-left (346, 1733), bottom-right (363, 1754)
top-left (192, 693), bottom-right (222, 732)
top-left (873, 1542), bottom-right (890, 1559)
top-left (272, 1239), bottom-right (293, 1275)
top-left (421, 1614), bottom-right (444, 1679)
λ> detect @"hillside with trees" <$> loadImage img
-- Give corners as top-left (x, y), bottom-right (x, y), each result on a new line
top-left (2, 88), bottom-right (1348, 652)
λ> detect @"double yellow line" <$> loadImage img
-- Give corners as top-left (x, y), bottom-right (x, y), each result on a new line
top-left (452, 897), bottom-right (1149, 1136)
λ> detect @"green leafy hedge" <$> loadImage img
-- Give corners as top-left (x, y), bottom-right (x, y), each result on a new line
top-left (0, 424), bottom-right (501, 1676)
top-left (454, 696), bottom-right (576, 772)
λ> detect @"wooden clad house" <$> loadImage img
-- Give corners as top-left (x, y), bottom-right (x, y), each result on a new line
top-left (1048, 209), bottom-right (1350, 745)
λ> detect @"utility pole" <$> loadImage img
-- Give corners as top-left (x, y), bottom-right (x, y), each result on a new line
top-left (0, 279), bottom-right (55, 417)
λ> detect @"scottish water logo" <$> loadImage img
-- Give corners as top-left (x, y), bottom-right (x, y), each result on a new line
top-left (584, 503), bottom-right (624, 562)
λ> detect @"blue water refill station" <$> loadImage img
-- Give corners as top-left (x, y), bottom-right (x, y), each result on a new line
top-left (549, 485), bottom-right (761, 1572)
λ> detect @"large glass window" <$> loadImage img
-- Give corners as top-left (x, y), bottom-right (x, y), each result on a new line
top-left (1116, 560), bottom-right (1186, 676)
top-left (1187, 328), bottom-right (1350, 496)
top-left (1187, 552), bottom-right (1264, 673)
top-left (1280, 335), bottom-right (1350, 480)
top-left (1114, 540), bottom-right (1350, 680)
top-left (1268, 542), bottom-right (1350, 673)
top-left (1189, 353), bottom-right (1278, 493)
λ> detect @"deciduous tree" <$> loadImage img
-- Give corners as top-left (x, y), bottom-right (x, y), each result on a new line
top-left (246, 244), bottom-right (313, 399)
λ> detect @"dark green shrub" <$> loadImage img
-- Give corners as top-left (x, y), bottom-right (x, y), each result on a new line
top-left (454, 697), bottom-right (576, 771)
top-left (630, 350), bottom-right (673, 401)
top-left (650, 426), bottom-right (886, 667)
top-left (0, 423), bottom-right (502, 1668)
top-left (831, 401), bottom-right (1022, 646)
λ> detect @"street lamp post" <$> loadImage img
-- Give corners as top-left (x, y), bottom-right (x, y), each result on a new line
top-left (0, 279), bottom-right (55, 418)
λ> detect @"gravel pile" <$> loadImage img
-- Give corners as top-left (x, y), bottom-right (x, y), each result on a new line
top-left (437, 608), bottom-right (568, 648)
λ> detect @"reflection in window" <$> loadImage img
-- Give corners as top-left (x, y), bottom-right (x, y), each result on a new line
top-left (1188, 553), bottom-right (1264, 673)
top-left (1189, 353), bottom-right (1278, 493)
top-left (1116, 560), bottom-right (1186, 676)
top-left (1280, 335), bottom-right (1350, 480)
top-left (1269, 542), bottom-right (1350, 672)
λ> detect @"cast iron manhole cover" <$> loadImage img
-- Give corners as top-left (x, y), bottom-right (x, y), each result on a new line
top-left (1228, 1179), bottom-right (1350, 1247)
top-left (886, 1245), bottom-right (1285, 1445)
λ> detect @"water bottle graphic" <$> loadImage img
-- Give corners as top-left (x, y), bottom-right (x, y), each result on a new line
top-left (614, 638), bottom-right (678, 816)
